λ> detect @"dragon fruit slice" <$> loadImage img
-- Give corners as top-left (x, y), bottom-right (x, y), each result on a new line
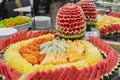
top-left (56, 3), bottom-right (86, 40)
top-left (77, 0), bottom-right (97, 30)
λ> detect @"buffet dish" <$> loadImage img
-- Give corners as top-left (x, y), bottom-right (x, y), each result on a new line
top-left (0, 30), bottom-right (120, 80)
top-left (96, 14), bottom-right (120, 42)
top-left (0, 16), bottom-right (32, 32)
top-left (0, 28), bottom-right (17, 39)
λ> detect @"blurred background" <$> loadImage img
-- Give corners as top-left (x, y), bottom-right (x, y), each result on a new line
top-left (1, 0), bottom-right (119, 29)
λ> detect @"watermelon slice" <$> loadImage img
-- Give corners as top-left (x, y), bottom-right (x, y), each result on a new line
top-left (103, 44), bottom-right (111, 55)
top-left (88, 65), bottom-right (97, 80)
top-left (0, 59), bottom-right (5, 75)
top-left (95, 37), bottom-right (101, 49)
top-left (64, 68), bottom-right (73, 80)
top-left (64, 66), bottom-right (79, 80)
top-left (108, 56), bottom-right (113, 71)
top-left (58, 67), bottom-right (71, 80)
top-left (0, 40), bottom-right (3, 52)
top-left (39, 71), bottom-right (48, 80)
top-left (97, 39), bottom-right (105, 51)
top-left (11, 34), bottom-right (17, 43)
top-left (106, 58), bottom-right (110, 74)
top-left (3, 65), bottom-right (22, 80)
top-left (0, 59), bottom-right (22, 80)
top-left (27, 31), bottom-right (34, 39)
top-left (71, 66), bottom-right (80, 79)
top-left (83, 66), bottom-right (92, 80)
top-left (26, 72), bottom-right (41, 80)
top-left (89, 36), bottom-right (96, 45)
top-left (95, 63), bottom-right (102, 80)
top-left (77, 69), bottom-right (84, 80)
top-left (40, 70), bottom-right (55, 80)
top-left (52, 68), bottom-right (64, 80)
top-left (5, 38), bottom-right (11, 47)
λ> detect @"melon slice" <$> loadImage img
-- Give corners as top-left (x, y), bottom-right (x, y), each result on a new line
top-left (0, 59), bottom-right (22, 80)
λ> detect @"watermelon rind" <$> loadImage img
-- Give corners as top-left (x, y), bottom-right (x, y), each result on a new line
top-left (0, 75), bottom-right (6, 80)
top-left (101, 57), bottom-right (120, 80)
top-left (100, 52), bottom-right (107, 59)
top-left (103, 74), bottom-right (109, 80)
top-left (86, 21), bottom-right (97, 31)
top-left (56, 26), bottom-right (86, 40)
top-left (19, 75), bottom-right (27, 80)
top-left (58, 35), bottom-right (84, 41)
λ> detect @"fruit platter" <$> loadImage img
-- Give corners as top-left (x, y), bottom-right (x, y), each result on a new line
top-left (0, 30), bottom-right (120, 80)
top-left (0, 16), bottom-right (32, 32)
top-left (96, 14), bottom-right (120, 42)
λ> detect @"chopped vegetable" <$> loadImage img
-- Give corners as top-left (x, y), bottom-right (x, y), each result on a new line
top-left (0, 16), bottom-right (32, 28)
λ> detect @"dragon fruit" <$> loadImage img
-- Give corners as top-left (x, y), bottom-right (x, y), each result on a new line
top-left (77, 0), bottom-right (97, 31)
top-left (56, 3), bottom-right (86, 40)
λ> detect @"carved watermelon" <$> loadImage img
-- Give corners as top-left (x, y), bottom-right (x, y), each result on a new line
top-left (77, 0), bottom-right (97, 31)
top-left (56, 3), bottom-right (86, 40)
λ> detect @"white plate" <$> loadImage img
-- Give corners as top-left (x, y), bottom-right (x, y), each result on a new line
top-left (0, 28), bottom-right (17, 39)
top-left (34, 16), bottom-right (51, 21)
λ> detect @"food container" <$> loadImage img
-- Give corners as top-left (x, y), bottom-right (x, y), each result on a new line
top-left (14, 22), bottom-right (31, 32)
top-left (34, 16), bottom-right (51, 30)
top-left (0, 16), bottom-right (32, 32)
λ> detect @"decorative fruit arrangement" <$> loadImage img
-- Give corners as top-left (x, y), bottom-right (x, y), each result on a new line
top-left (100, 24), bottom-right (120, 36)
top-left (96, 15), bottom-right (120, 41)
top-left (0, 16), bottom-right (31, 28)
top-left (77, 0), bottom-right (97, 30)
top-left (56, 3), bottom-right (86, 40)
top-left (96, 15), bottom-right (120, 29)
top-left (4, 33), bottom-right (103, 74)
top-left (0, 30), bottom-right (120, 80)
top-left (100, 24), bottom-right (120, 41)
